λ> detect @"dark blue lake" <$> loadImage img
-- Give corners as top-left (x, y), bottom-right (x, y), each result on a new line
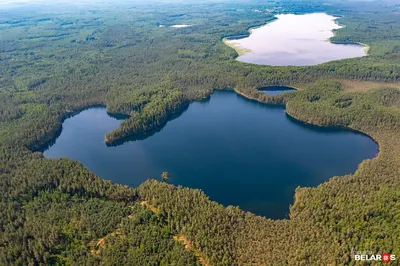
top-left (44, 90), bottom-right (377, 219)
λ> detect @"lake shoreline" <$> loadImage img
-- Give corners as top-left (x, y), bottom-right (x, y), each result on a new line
top-left (331, 16), bottom-right (371, 55)
top-left (222, 17), bottom-right (277, 56)
top-left (42, 88), bottom-right (379, 218)
top-left (233, 87), bottom-right (380, 158)
top-left (224, 13), bottom-right (368, 65)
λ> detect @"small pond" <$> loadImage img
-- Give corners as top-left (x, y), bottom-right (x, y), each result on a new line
top-left (260, 86), bottom-right (296, 95)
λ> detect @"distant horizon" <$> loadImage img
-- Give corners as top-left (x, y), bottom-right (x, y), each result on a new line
top-left (0, 0), bottom-right (243, 7)
top-left (0, 0), bottom-right (385, 9)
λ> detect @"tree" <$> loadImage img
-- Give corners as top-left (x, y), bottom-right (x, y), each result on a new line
top-left (161, 172), bottom-right (169, 182)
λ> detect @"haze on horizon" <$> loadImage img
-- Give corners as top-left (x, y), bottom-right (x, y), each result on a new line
top-left (0, 0), bottom-right (242, 7)
top-left (0, 0), bottom-right (385, 8)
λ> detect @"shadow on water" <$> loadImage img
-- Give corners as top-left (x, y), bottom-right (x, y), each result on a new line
top-left (285, 113), bottom-right (379, 156)
top-left (39, 98), bottom-right (201, 151)
top-left (106, 103), bottom-right (191, 147)
top-left (107, 112), bottom-right (130, 121)
top-left (234, 90), bottom-right (286, 108)
top-left (107, 93), bottom-right (216, 147)
top-left (234, 89), bottom-right (378, 152)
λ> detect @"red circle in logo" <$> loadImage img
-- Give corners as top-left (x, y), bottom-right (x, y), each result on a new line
top-left (382, 253), bottom-right (390, 263)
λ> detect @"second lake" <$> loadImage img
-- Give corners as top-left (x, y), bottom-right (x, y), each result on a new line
top-left (224, 13), bottom-right (367, 66)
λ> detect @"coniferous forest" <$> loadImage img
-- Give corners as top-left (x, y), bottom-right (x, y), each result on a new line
top-left (0, 0), bottom-right (399, 265)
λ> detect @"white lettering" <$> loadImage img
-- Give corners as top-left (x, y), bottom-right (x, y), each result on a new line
top-left (355, 253), bottom-right (396, 261)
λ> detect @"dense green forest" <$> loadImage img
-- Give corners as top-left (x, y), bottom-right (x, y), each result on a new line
top-left (0, 0), bottom-right (399, 265)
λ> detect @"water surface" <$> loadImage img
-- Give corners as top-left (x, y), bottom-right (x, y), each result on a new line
top-left (44, 91), bottom-right (377, 219)
top-left (260, 86), bottom-right (296, 95)
top-left (224, 13), bottom-right (367, 66)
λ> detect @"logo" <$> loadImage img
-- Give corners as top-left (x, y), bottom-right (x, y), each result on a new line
top-left (354, 252), bottom-right (396, 263)
top-left (383, 254), bottom-right (391, 263)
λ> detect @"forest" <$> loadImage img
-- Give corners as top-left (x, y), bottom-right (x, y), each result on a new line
top-left (0, 0), bottom-right (399, 265)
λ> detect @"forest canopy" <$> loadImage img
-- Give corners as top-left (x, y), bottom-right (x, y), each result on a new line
top-left (0, 0), bottom-right (399, 265)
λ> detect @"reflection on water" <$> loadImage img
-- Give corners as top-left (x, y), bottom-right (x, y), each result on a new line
top-left (225, 13), bottom-right (367, 66)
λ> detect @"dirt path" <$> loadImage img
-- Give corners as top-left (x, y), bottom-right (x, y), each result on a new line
top-left (90, 228), bottom-right (123, 255)
top-left (173, 234), bottom-right (210, 266)
top-left (90, 208), bottom-right (132, 255)
top-left (91, 202), bottom-right (209, 265)
top-left (139, 201), bottom-right (208, 264)
top-left (140, 200), bottom-right (159, 214)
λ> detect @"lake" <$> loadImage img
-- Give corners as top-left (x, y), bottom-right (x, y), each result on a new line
top-left (44, 91), bottom-right (377, 219)
top-left (224, 13), bottom-right (367, 66)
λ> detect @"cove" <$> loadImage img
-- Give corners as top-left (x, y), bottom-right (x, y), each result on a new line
top-left (224, 13), bottom-right (367, 66)
top-left (44, 91), bottom-right (377, 219)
